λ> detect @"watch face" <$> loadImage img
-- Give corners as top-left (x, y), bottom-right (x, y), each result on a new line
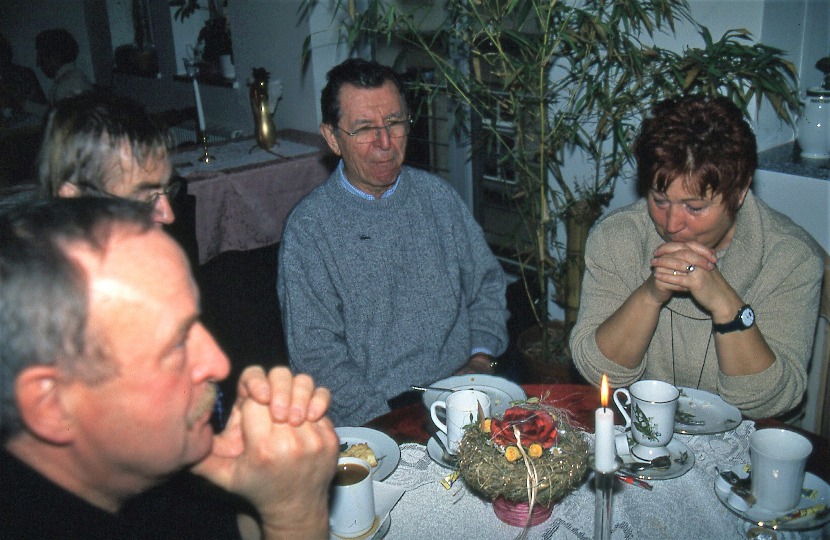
top-left (740, 307), bottom-right (755, 327)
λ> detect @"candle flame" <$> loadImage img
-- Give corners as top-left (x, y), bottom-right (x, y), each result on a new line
top-left (601, 374), bottom-right (609, 408)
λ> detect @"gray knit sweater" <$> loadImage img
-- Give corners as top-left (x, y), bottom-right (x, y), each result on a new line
top-left (570, 191), bottom-right (823, 418)
top-left (277, 166), bottom-right (509, 426)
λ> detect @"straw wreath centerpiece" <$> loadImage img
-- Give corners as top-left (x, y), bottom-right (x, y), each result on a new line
top-left (456, 394), bottom-right (589, 525)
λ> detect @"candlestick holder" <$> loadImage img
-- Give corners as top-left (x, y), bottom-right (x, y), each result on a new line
top-left (589, 456), bottom-right (623, 540)
top-left (197, 130), bottom-right (214, 163)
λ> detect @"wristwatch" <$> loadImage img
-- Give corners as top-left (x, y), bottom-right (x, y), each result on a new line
top-left (712, 305), bottom-right (755, 333)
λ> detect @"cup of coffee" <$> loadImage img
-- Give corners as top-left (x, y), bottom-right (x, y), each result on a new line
top-left (613, 380), bottom-right (679, 461)
top-left (430, 389), bottom-right (491, 454)
top-left (749, 428), bottom-right (813, 512)
top-left (329, 457), bottom-right (376, 538)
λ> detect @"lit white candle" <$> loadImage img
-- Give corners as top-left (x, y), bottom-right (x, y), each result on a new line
top-left (193, 78), bottom-right (206, 131)
top-left (594, 374), bottom-right (616, 473)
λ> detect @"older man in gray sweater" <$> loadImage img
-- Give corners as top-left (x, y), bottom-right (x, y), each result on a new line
top-left (277, 59), bottom-right (509, 426)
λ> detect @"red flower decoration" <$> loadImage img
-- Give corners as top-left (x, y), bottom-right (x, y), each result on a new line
top-left (490, 407), bottom-right (558, 448)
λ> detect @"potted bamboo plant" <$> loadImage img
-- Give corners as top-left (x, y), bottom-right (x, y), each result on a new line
top-left (300, 0), bottom-right (800, 379)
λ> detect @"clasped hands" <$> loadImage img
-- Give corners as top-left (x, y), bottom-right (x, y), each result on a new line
top-left (648, 241), bottom-right (736, 316)
top-left (192, 366), bottom-right (340, 539)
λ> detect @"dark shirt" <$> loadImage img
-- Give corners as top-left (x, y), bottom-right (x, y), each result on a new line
top-left (0, 448), bottom-right (245, 539)
top-left (0, 63), bottom-right (46, 111)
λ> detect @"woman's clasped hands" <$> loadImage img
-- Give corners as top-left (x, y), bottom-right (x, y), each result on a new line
top-left (648, 241), bottom-right (734, 312)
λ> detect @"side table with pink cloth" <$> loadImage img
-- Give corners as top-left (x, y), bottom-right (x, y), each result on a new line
top-left (173, 129), bottom-right (335, 264)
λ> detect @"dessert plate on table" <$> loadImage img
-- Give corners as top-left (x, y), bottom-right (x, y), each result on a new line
top-left (674, 387), bottom-right (742, 435)
top-left (335, 427), bottom-right (401, 480)
top-left (714, 464), bottom-right (830, 530)
top-left (330, 480), bottom-right (404, 539)
top-left (421, 374), bottom-right (527, 418)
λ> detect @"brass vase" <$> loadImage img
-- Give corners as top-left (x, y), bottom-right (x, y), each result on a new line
top-left (249, 68), bottom-right (276, 149)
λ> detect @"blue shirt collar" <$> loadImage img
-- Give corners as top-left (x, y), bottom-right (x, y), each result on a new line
top-left (337, 160), bottom-right (399, 200)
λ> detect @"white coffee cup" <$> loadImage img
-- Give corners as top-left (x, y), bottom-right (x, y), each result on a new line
top-left (329, 457), bottom-right (376, 538)
top-left (613, 380), bottom-right (679, 460)
top-left (430, 389), bottom-right (491, 454)
top-left (749, 428), bottom-right (813, 512)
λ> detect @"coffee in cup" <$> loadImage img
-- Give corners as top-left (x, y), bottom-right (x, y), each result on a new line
top-left (329, 457), bottom-right (375, 538)
top-left (335, 461), bottom-right (370, 486)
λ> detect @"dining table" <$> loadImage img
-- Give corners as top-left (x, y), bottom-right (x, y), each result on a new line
top-left (172, 129), bottom-right (335, 264)
top-left (361, 383), bottom-right (830, 539)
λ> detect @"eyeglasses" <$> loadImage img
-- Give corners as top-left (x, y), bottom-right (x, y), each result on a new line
top-left (336, 118), bottom-right (411, 144)
top-left (79, 180), bottom-right (181, 207)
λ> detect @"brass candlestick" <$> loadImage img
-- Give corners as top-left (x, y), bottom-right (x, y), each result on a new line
top-left (197, 129), bottom-right (214, 163)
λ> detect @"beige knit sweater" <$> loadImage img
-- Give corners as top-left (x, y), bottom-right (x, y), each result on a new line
top-left (570, 191), bottom-right (823, 418)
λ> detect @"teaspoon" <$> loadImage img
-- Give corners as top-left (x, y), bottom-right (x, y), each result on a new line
top-left (624, 455), bottom-right (671, 472)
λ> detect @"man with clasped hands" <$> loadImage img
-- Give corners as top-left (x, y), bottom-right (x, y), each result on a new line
top-left (0, 197), bottom-right (339, 539)
top-left (277, 59), bottom-right (509, 426)
top-left (570, 95), bottom-right (823, 418)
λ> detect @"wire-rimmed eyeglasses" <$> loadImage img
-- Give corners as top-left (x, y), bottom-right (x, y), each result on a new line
top-left (336, 118), bottom-right (411, 144)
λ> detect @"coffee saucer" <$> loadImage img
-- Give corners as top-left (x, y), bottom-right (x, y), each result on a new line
top-left (620, 438), bottom-right (694, 480)
top-left (427, 431), bottom-right (458, 469)
top-left (675, 387), bottom-right (741, 435)
top-left (714, 464), bottom-right (830, 530)
top-left (330, 480), bottom-right (404, 539)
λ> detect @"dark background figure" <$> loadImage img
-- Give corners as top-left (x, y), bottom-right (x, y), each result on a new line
top-left (0, 33), bottom-right (46, 117)
top-left (35, 28), bottom-right (92, 105)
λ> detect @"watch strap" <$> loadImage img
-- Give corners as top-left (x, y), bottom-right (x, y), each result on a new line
top-left (713, 305), bottom-right (753, 334)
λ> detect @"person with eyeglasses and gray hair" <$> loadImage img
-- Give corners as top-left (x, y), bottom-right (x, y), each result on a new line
top-left (37, 91), bottom-right (179, 225)
top-left (277, 58), bottom-right (509, 426)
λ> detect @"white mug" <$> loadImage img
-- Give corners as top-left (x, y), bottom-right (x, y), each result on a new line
top-left (749, 428), bottom-right (812, 512)
top-left (329, 457), bottom-right (376, 538)
top-left (613, 380), bottom-right (679, 457)
top-left (430, 389), bottom-right (491, 454)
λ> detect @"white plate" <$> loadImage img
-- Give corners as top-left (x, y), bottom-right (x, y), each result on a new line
top-left (714, 464), bottom-right (830, 530)
top-left (336, 427), bottom-right (401, 480)
top-left (330, 480), bottom-right (404, 539)
top-left (421, 374), bottom-right (527, 417)
top-left (426, 431), bottom-right (458, 469)
top-left (619, 438), bottom-right (695, 480)
top-left (674, 387), bottom-right (742, 435)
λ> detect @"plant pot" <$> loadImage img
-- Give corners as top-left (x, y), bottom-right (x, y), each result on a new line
top-left (492, 496), bottom-right (553, 526)
top-left (518, 320), bottom-right (575, 384)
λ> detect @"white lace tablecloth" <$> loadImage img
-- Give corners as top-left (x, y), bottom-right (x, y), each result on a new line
top-left (381, 421), bottom-right (829, 539)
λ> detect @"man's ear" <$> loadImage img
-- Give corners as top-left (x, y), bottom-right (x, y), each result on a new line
top-left (57, 182), bottom-right (81, 198)
top-left (320, 123), bottom-right (342, 157)
top-left (15, 366), bottom-right (75, 445)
